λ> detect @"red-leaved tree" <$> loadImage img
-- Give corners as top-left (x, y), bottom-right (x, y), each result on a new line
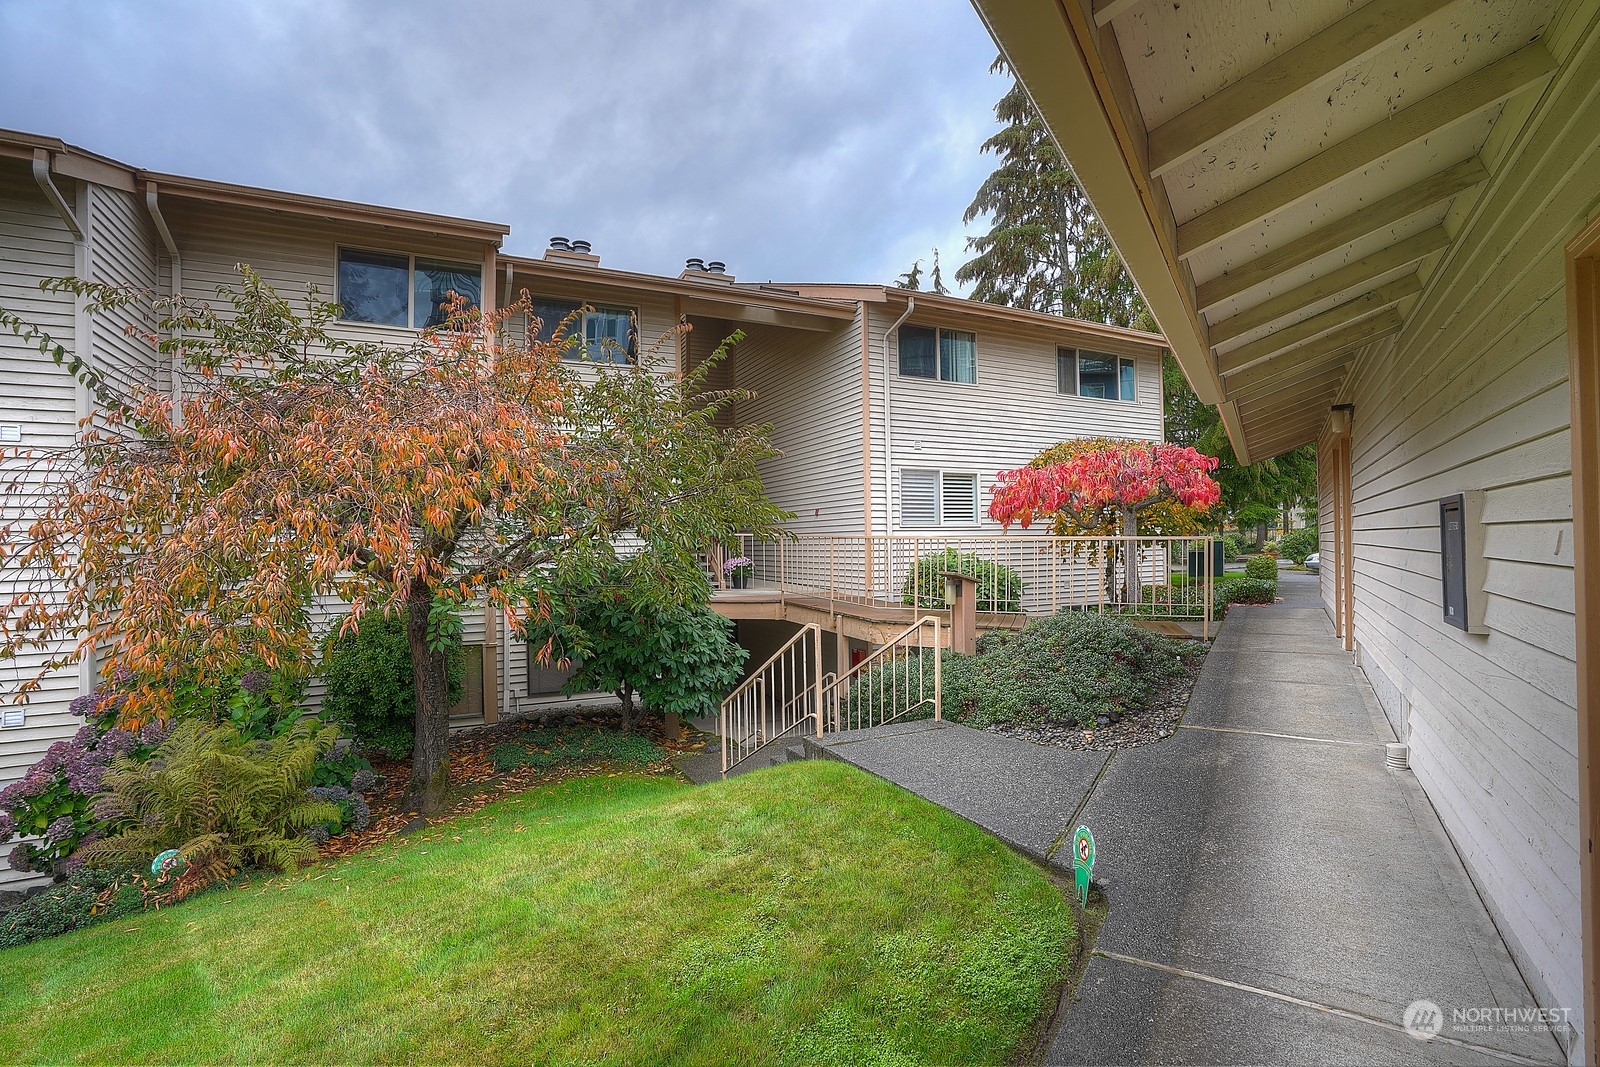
top-left (989, 439), bottom-right (1220, 602)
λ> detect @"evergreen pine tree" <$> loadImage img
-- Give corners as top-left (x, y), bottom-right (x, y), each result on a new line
top-left (957, 58), bottom-right (1148, 329)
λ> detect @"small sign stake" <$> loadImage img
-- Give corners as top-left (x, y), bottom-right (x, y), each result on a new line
top-left (1072, 824), bottom-right (1096, 907)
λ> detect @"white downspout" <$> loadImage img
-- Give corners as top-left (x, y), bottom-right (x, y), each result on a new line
top-left (881, 296), bottom-right (914, 581)
top-left (144, 183), bottom-right (183, 427)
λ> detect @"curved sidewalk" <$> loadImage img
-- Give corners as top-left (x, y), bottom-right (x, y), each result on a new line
top-left (812, 572), bottom-right (1568, 1066)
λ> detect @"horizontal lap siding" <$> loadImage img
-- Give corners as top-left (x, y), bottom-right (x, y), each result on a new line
top-left (88, 186), bottom-right (160, 400)
top-left (735, 316), bottom-right (865, 536)
top-left (879, 305), bottom-right (1163, 534)
top-left (163, 199), bottom-right (492, 347)
top-left (1336, 23), bottom-right (1600, 1039)
top-left (0, 164), bottom-right (81, 888)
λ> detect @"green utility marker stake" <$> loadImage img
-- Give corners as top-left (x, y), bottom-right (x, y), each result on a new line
top-left (1072, 825), bottom-right (1095, 907)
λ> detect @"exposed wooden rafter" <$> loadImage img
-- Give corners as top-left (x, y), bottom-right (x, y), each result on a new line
top-left (1147, 0), bottom-right (1461, 177)
top-left (1217, 275), bottom-right (1421, 375)
top-left (1092, 0), bottom-right (1142, 28)
top-left (1247, 412), bottom-right (1331, 457)
top-left (1176, 43), bottom-right (1555, 257)
top-left (1221, 310), bottom-right (1402, 394)
top-left (1207, 227), bottom-right (1448, 345)
top-left (1230, 363), bottom-right (1351, 409)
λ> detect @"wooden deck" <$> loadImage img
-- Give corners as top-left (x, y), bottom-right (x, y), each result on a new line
top-left (708, 588), bottom-right (1206, 642)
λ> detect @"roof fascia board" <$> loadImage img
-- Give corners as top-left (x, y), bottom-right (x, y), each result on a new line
top-left (503, 257), bottom-right (857, 320)
top-left (138, 170), bottom-right (510, 243)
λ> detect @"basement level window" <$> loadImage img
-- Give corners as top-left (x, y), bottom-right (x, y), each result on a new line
top-left (528, 297), bottom-right (637, 364)
top-left (336, 248), bottom-right (482, 329)
top-left (901, 469), bottom-right (980, 528)
top-left (1059, 348), bottom-right (1136, 402)
top-left (899, 325), bottom-right (976, 384)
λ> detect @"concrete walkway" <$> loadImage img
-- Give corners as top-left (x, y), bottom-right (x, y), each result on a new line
top-left (811, 572), bottom-right (1568, 1066)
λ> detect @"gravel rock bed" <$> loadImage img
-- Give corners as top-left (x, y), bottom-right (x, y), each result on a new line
top-left (981, 645), bottom-right (1207, 753)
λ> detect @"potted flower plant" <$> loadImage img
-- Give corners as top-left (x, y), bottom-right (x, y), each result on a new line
top-left (723, 555), bottom-right (754, 589)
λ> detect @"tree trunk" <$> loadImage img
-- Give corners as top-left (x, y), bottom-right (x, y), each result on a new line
top-left (402, 588), bottom-right (452, 814)
top-left (1255, 522), bottom-right (1268, 551)
top-left (616, 686), bottom-right (635, 733)
top-left (1121, 506), bottom-right (1142, 606)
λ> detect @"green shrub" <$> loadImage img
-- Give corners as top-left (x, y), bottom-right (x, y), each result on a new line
top-left (489, 727), bottom-right (667, 772)
top-left (849, 613), bottom-right (1199, 730)
top-left (322, 611), bottom-right (465, 758)
top-left (0, 867), bottom-right (144, 950)
top-left (1215, 577), bottom-right (1278, 612)
top-left (901, 549), bottom-right (1023, 614)
top-left (1278, 527), bottom-right (1318, 564)
top-left (1244, 554), bottom-right (1280, 582)
top-left (1222, 532), bottom-right (1252, 562)
top-left (76, 719), bottom-right (341, 880)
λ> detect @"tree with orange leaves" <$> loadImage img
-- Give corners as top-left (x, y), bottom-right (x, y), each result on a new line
top-left (0, 270), bottom-right (787, 812)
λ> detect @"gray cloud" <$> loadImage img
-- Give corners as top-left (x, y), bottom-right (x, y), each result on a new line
top-left (0, 0), bottom-right (1003, 288)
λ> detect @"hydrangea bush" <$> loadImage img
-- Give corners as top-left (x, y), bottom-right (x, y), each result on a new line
top-left (0, 688), bottom-right (171, 874)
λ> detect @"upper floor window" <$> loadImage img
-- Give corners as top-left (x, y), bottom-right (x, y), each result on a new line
top-left (529, 297), bottom-right (637, 364)
top-left (336, 248), bottom-right (482, 329)
top-left (899, 324), bottom-right (976, 384)
top-left (1058, 348), bottom-right (1137, 402)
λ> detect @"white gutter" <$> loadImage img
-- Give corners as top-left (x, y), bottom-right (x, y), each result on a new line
top-left (144, 183), bottom-right (183, 426)
top-left (31, 149), bottom-right (81, 238)
top-left (881, 295), bottom-right (914, 557)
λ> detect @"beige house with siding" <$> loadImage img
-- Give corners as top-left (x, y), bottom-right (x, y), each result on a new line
top-left (970, 0), bottom-right (1600, 1059)
top-left (0, 128), bottom-right (1166, 888)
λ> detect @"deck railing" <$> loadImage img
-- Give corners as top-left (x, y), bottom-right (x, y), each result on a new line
top-left (821, 614), bottom-right (943, 734)
top-left (719, 622), bottom-right (824, 776)
top-left (738, 533), bottom-right (1216, 628)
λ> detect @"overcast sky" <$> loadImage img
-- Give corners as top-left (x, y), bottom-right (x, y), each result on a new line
top-left (0, 0), bottom-right (1005, 290)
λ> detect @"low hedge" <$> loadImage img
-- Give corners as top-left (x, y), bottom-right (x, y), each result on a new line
top-left (1215, 577), bottom-right (1277, 612)
top-left (900, 549), bottom-right (1023, 614)
top-left (929, 612), bottom-right (1199, 729)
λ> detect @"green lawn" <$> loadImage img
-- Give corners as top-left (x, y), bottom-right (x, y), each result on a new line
top-left (0, 761), bottom-right (1074, 1066)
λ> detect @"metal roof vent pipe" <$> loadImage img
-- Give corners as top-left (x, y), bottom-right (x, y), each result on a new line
top-left (549, 236), bottom-right (571, 251)
top-left (1386, 742), bottom-right (1410, 771)
top-left (706, 261), bottom-right (727, 275)
top-left (685, 257), bottom-right (707, 272)
top-left (570, 239), bottom-right (592, 254)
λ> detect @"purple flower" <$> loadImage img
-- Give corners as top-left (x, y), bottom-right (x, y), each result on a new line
top-left (350, 768), bottom-right (377, 794)
top-left (139, 720), bottom-right (173, 747)
top-left (0, 811), bottom-right (14, 843)
top-left (238, 669), bottom-right (271, 696)
top-left (6, 842), bottom-right (37, 873)
top-left (43, 816), bottom-right (74, 846)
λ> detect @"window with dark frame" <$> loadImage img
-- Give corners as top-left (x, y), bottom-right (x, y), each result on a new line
top-left (1058, 346), bottom-right (1137, 402)
top-left (899, 324), bottom-right (976, 383)
top-left (336, 248), bottom-right (481, 329)
top-left (529, 297), bottom-right (636, 364)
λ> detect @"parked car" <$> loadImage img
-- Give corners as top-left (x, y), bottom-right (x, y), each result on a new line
top-left (1304, 552), bottom-right (1320, 573)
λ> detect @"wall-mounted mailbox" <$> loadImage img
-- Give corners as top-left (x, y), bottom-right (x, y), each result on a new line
top-left (1439, 491), bottom-right (1488, 634)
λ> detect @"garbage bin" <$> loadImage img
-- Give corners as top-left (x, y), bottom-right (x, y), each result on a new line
top-left (1187, 540), bottom-right (1225, 580)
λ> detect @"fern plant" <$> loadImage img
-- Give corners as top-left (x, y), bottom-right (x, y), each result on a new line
top-left (77, 719), bottom-right (341, 877)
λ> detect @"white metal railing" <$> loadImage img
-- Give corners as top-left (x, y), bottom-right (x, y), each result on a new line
top-left (821, 614), bottom-right (943, 734)
top-left (736, 534), bottom-right (1216, 629)
top-left (719, 622), bottom-right (824, 776)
